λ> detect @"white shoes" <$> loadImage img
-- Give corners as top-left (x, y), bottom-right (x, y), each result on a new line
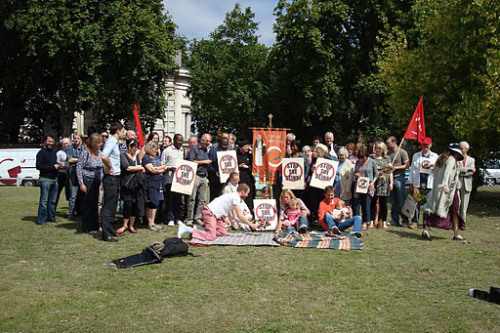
top-left (167, 220), bottom-right (175, 227)
top-left (177, 222), bottom-right (193, 239)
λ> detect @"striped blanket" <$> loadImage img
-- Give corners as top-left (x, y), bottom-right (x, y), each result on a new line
top-left (189, 232), bottom-right (280, 247)
top-left (276, 232), bottom-right (363, 250)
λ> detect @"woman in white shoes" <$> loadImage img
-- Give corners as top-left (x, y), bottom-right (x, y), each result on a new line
top-left (178, 184), bottom-right (259, 241)
top-left (421, 143), bottom-right (465, 241)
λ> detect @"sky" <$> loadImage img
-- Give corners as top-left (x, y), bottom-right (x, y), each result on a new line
top-left (163, 0), bottom-right (278, 46)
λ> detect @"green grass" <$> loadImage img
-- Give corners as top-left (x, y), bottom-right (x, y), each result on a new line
top-left (1, 187), bottom-right (499, 332)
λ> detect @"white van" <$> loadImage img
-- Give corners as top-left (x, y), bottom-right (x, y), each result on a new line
top-left (0, 149), bottom-right (41, 186)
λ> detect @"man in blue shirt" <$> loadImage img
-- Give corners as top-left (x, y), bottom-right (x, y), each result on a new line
top-left (36, 133), bottom-right (60, 225)
top-left (101, 122), bottom-right (125, 242)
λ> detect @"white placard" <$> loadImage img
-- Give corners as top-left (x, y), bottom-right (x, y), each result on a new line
top-left (309, 158), bottom-right (339, 190)
top-left (282, 158), bottom-right (305, 190)
top-left (402, 195), bottom-right (417, 219)
top-left (419, 158), bottom-right (433, 174)
top-left (355, 177), bottom-right (370, 194)
top-left (217, 150), bottom-right (238, 183)
top-left (253, 199), bottom-right (278, 231)
top-left (171, 159), bottom-right (198, 195)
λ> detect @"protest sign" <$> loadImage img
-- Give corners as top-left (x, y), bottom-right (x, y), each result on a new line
top-left (253, 199), bottom-right (278, 231)
top-left (217, 150), bottom-right (238, 183)
top-left (355, 177), bottom-right (370, 194)
top-left (309, 158), bottom-right (339, 190)
top-left (419, 158), bottom-right (433, 174)
top-left (171, 160), bottom-right (198, 195)
top-left (282, 158), bottom-right (305, 190)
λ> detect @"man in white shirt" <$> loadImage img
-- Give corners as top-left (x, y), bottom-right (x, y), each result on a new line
top-left (178, 183), bottom-right (258, 240)
top-left (324, 132), bottom-right (338, 160)
top-left (161, 133), bottom-right (184, 226)
top-left (407, 137), bottom-right (438, 228)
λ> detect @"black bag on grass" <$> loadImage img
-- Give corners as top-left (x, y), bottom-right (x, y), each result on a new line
top-left (160, 238), bottom-right (193, 258)
top-left (113, 246), bottom-right (162, 268)
top-left (112, 239), bottom-right (194, 269)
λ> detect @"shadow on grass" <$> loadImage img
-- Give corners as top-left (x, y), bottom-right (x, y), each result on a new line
top-left (386, 229), bottom-right (447, 240)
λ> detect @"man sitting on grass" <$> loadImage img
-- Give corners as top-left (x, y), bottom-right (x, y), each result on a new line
top-left (178, 184), bottom-right (259, 241)
top-left (318, 186), bottom-right (362, 238)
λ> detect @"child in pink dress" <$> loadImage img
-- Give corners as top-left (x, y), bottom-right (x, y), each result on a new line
top-left (277, 198), bottom-right (301, 234)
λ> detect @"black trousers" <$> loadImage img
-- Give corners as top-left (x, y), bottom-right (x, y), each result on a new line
top-left (165, 183), bottom-right (183, 221)
top-left (82, 177), bottom-right (100, 232)
top-left (55, 172), bottom-right (68, 209)
top-left (101, 175), bottom-right (120, 238)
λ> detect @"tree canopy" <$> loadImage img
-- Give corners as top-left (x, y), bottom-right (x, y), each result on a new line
top-left (0, 0), bottom-right (177, 141)
top-left (188, 4), bottom-right (269, 138)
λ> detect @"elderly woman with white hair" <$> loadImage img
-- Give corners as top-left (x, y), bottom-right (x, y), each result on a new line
top-left (458, 141), bottom-right (476, 223)
top-left (334, 147), bottom-right (354, 205)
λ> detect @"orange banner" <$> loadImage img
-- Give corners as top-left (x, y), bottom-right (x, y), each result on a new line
top-left (252, 128), bottom-right (287, 184)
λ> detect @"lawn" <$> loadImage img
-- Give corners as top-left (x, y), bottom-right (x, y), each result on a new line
top-left (0, 186), bottom-right (499, 332)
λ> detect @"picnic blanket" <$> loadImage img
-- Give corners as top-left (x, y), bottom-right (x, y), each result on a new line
top-left (276, 232), bottom-right (363, 250)
top-left (189, 232), bottom-right (280, 247)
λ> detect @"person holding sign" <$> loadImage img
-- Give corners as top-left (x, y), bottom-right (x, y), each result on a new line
top-left (307, 143), bottom-right (331, 223)
top-left (286, 140), bottom-right (309, 198)
top-left (352, 150), bottom-right (378, 230)
top-left (208, 134), bottom-right (231, 201)
top-left (370, 142), bottom-right (393, 229)
top-left (177, 184), bottom-right (258, 241)
top-left (161, 134), bottom-right (185, 226)
top-left (407, 137), bottom-right (438, 228)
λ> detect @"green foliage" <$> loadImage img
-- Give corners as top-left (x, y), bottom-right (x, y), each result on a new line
top-left (188, 4), bottom-right (269, 138)
top-left (377, 0), bottom-right (500, 157)
top-left (269, 0), bottom-right (416, 140)
top-left (0, 0), bottom-right (176, 140)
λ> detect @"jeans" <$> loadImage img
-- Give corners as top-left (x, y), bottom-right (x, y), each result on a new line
top-left (390, 175), bottom-right (406, 224)
top-left (82, 177), bottom-right (100, 232)
top-left (352, 194), bottom-right (372, 223)
top-left (101, 175), bottom-right (120, 238)
top-left (324, 213), bottom-right (362, 232)
top-left (186, 175), bottom-right (208, 221)
top-left (67, 181), bottom-right (81, 218)
top-left (37, 180), bottom-right (58, 224)
top-left (299, 215), bottom-right (309, 229)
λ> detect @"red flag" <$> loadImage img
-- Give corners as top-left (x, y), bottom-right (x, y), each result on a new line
top-left (133, 104), bottom-right (145, 147)
top-left (403, 95), bottom-right (426, 143)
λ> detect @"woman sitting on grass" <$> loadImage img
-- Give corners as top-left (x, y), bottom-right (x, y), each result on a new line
top-left (276, 189), bottom-right (310, 236)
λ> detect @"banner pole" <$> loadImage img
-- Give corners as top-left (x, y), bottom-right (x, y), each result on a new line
top-left (391, 138), bottom-right (405, 165)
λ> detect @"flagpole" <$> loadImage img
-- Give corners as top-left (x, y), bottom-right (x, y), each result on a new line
top-left (391, 138), bottom-right (405, 165)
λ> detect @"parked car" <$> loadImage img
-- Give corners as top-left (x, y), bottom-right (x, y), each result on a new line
top-left (0, 149), bottom-right (40, 186)
top-left (481, 159), bottom-right (500, 186)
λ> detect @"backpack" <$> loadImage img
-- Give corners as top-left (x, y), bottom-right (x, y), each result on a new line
top-left (160, 238), bottom-right (194, 258)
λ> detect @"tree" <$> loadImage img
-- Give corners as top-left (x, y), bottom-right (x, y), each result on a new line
top-left (188, 4), bottom-right (269, 138)
top-left (377, 0), bottom-right (500, 158)
top-left (269, 0), bottom-right (416, 141)
top-left (0, 0), bottom-right (176, 140)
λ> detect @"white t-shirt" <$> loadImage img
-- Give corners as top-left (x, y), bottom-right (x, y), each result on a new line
top-left (207, 192), bottom-right (242, 218)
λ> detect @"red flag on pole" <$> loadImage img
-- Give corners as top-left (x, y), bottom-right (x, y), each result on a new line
top-left (133, 104), bottom-right (145, 147)
top-left (403, 95), bottom-right (426, 143)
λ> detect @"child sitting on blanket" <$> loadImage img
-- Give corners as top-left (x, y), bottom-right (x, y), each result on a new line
top-left (331, 200), bottom-right (353, 223)
top-left (276, 198), bottom-right (301, 235)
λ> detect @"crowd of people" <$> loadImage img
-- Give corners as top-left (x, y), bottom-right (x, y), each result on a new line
top-left (35, 125), bottom-right (476, 243)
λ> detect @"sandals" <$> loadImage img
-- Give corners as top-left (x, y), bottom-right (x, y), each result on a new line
top-left (116, 226), bottom-right (128, 234)
top-left (129, 226), bottom-right (137, 234)
top-left (453, 235), bottom-right (465, 241)
top-left (421, 230), bottom-right (432, 241)
top-left (362, 223), bottom-right (368, 231)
